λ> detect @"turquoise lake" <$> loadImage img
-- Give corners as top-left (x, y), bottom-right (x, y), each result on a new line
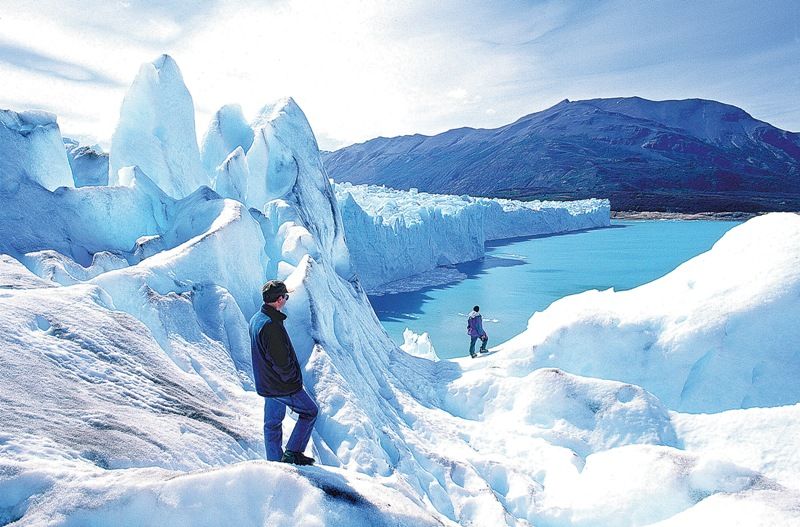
top-left (369, 219), bottom-right (742, 360)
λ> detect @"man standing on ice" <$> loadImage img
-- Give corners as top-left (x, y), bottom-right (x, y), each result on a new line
top-left (249, 280), bottom-right (318, 466)
top-left (467, 305), bottom-right (489, 358)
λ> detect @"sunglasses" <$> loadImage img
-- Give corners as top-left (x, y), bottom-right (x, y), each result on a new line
top-left (282, 293), bottom-right (290, 300)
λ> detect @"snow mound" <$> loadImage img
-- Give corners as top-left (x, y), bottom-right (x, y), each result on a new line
top-left (445, 367), bottom-right (676, 457)
top-left (498, 212), bottom-right (800, 412)
top-left (537, 444), bottom-right (792, 527)
top-left (0, 456), bottom-right (448, 527)
top-left (673, 403), bottom-right (800, 491)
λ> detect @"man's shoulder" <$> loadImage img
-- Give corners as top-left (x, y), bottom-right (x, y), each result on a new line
top-left (250, 310), bottom-right (273, 329)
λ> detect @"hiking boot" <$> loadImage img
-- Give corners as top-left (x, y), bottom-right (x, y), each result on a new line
top-left (281, 450), bottom-right (315, 466)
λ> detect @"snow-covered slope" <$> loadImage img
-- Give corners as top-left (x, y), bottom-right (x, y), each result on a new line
top-left (1, 55), bottom-right (798, 526)
top-left (495, 212), bottom-right (800, 413)
top-left (0, 454), bottom-right (447, 527)
top-left (335, 182), bottom-right (609, 291)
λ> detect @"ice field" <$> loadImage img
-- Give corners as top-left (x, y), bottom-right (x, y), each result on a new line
top-left (1, 55), bottom-right (799, 526)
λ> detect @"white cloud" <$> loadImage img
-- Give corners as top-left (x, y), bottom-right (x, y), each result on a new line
top-left (0, 0), bottom-right (796, 150)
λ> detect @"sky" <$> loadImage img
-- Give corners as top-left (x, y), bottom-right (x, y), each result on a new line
top-left (0, 0), bottom-right (798, 151)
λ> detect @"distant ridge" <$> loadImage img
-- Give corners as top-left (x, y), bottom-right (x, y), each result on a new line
top-left (322, 97), bottom-right (800, 212)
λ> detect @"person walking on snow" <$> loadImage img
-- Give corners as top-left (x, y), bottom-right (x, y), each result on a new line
top-left (467, 305), bottom-right (489, 358)
top-left (250, 280), bottom-right (318, 466)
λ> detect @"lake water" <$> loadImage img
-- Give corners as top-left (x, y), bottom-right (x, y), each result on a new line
top-left (369, 220), bottom-right (741, 359)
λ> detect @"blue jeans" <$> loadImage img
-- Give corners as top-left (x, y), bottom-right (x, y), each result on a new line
top-left (469, 335), bottom-right (488, 355)
top-left (263, 387), bottom-right (318, 461)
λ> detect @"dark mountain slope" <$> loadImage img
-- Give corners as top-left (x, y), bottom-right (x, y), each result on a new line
top-left (323, 97), bottom-right (800, 212)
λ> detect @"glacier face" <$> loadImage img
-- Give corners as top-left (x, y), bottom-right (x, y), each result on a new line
top-left (1, 54), bottom-right (799, 526)
top-left (335, 182), bottom-right (610, 291)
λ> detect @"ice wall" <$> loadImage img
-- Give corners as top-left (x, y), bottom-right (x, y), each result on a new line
top-left (480, 196), bottom-right (610, 240)
top-left (0, 168), bottom-right (169, 266)
top-left (0, 109), bottom-right (73, 192)
top-left (109, 55), bottom-right (207, 198)
top-left (334, 182), bottom-right (610, 291)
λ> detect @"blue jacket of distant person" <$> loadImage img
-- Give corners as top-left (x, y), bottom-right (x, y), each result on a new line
top-left (467, 311), bottom-right (487, 338)
top-left (249, 304), bottom-right (303, 397)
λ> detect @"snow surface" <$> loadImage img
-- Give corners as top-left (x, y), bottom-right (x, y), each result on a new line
top-left (335, 182), bottom-right (610, 291)
top-left (1, 54), bottom-right (798, 526)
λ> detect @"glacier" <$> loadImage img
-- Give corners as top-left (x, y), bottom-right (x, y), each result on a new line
top-left (335, 182), bottom-right (610, 291)
top-left (0, 109), bottom-right (73, 192)
top-left (0, 54), bottom-right (799, 526)
top-left (109, 55), bottom-right (208, 198)
top-left (64, 138), bottom-right (109, 188)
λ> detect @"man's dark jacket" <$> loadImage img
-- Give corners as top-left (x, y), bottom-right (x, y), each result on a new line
top-left (249, 304), bottom-right (303, 397)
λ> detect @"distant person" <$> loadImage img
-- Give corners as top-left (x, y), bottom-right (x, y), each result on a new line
top-left (466, 305), bottom-right (489, 358)
top-left (249, 280), bottom-right (318, 466)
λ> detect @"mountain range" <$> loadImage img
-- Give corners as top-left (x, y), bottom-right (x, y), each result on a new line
top-left (322, 97), bottom-right (800, 212)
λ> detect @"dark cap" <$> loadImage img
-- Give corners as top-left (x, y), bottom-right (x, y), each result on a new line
top-left (262, 280), bottom-right (288, 303)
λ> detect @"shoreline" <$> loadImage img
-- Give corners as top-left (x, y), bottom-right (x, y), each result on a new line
top-left (611, 210), bottom-right (759, 221)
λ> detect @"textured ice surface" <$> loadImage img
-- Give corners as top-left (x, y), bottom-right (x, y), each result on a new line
top-left (64, 137), bottom-right (109, 187)
top-left (335, 182), bottom-right (609, 290)
top-left (200, 103), bottom-right (254, 177)
top-left (1, 55), bottom-right (798, 526)
top-left (0, 109), bottom-right (73, 192)
top-left (109, 55), bottom-right (207, 198)
top-left (0, 455), bottom-right (448, 527)
top-left (400, 329), bottom-right (439, 361)
top-left (213, 146), bottom-right (248, 202)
